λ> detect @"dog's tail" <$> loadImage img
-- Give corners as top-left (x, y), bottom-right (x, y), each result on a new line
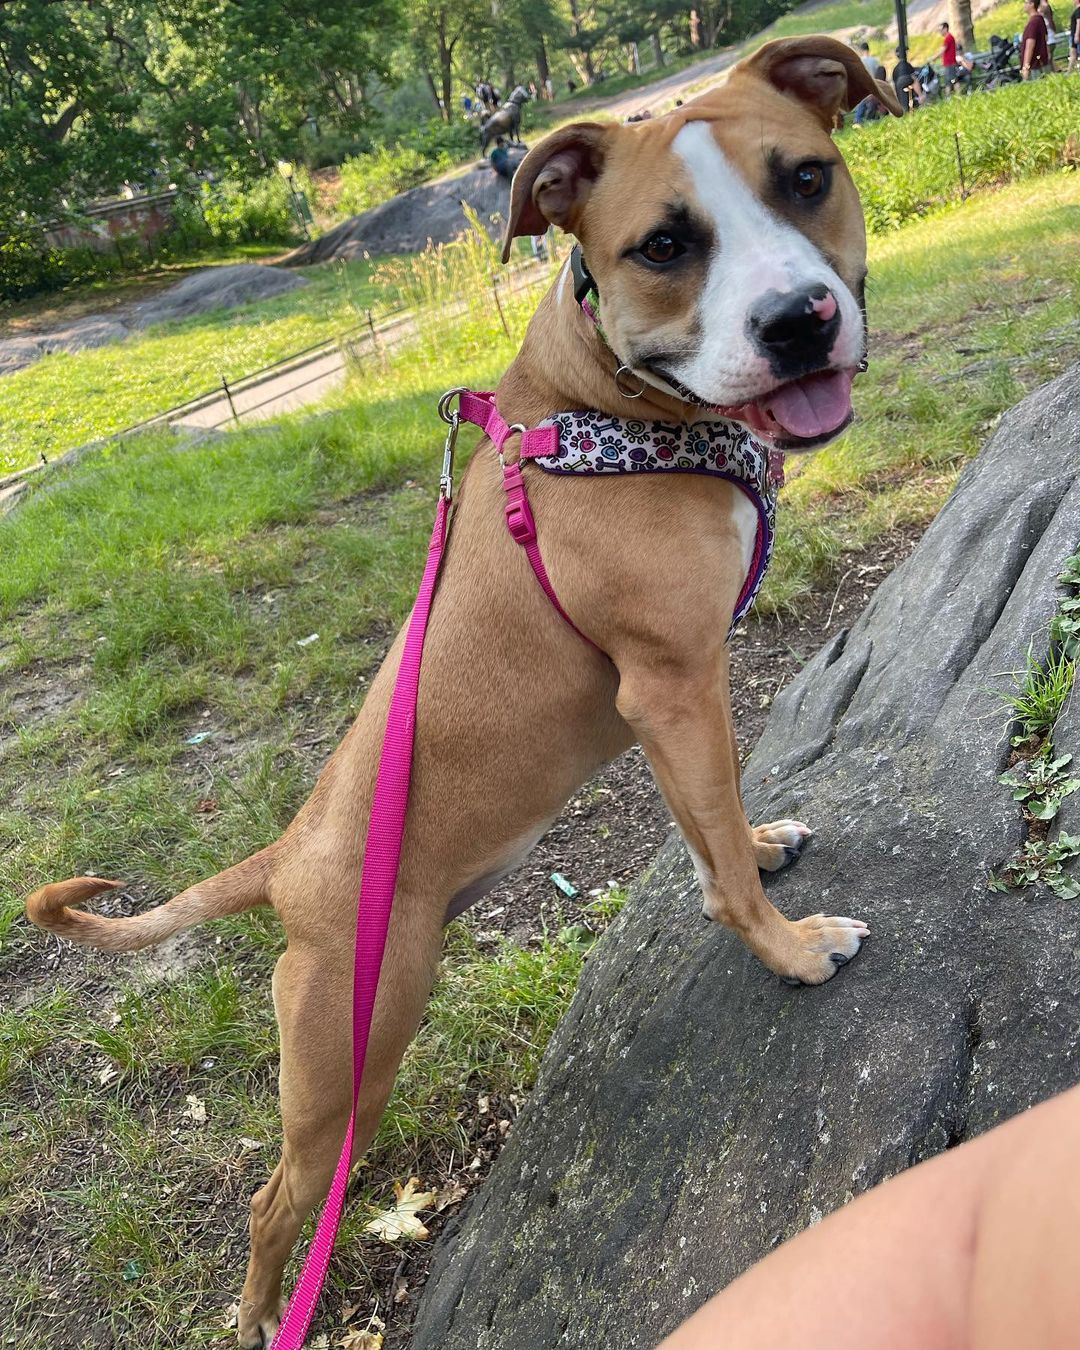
top-left (25, 851), bottom-right (273, 952)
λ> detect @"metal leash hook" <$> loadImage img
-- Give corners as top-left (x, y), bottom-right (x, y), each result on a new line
top-left (437, 387), bottom-right (467, 501)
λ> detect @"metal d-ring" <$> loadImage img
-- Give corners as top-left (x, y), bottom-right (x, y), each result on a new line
top-left (437, 387), bottom-right (469, 500)
top-left (498, 422), bottom-right (527, 468)
top-left (438, 386), bottom-right (467, 424)
top-left (614, 364), bottom-right (647, 399)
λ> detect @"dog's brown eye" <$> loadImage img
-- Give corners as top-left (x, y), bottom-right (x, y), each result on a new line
top-left (794, 164), bottom-right (825, 198)
top-left (640, 233), bottom-right (680, 264)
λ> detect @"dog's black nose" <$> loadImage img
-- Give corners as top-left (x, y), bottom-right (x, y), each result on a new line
top-left (748, 285), bottom-right (841, 375)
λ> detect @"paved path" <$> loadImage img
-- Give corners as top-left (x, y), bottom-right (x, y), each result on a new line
top-left (174, 262), bottom-right (549, 432)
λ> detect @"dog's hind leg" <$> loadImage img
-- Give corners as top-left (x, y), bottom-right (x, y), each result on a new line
top-left (236, 908), bottom-right (444, 1349)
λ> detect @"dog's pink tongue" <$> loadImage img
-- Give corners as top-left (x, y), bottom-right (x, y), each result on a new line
top-left (760, 369), bottom-right (854, 440)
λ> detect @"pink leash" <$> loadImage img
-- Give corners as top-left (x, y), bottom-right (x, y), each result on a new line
top-left (269, 391), bottom-right (580, 1348)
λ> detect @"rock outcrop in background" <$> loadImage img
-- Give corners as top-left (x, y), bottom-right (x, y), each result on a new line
top-left (281, 160), bottom-right (521, 266)
top-left (413, 367), bottom-right (1080, 1349)
top-left (0, 264), bottom-right (306, 376)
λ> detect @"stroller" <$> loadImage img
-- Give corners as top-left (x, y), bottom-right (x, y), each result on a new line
top-left (918, 60), bottom-right (940, 100)
top-left (979, 35), bottom-right (1022, 89)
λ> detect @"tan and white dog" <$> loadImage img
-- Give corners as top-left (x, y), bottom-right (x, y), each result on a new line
top-left (27, 38), bottom-right (899, 1348)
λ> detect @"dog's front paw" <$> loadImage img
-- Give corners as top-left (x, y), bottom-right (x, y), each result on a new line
top-left (237, 1296), bottom-right (286, 1349)
top-left (752, 818), bottom-right (812, 872)
top-left (779, 913), bottom-right (869, 985)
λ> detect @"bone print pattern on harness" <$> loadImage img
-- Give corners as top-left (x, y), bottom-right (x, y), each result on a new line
top-left (519, 409), bottom-right (784, 637)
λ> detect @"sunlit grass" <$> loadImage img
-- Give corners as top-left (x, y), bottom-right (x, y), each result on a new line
top-left (0, 254), bottom-right (399, 473)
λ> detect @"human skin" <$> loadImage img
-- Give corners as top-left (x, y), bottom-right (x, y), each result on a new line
top-left (657, 1082), bottom-right (1080, 1350)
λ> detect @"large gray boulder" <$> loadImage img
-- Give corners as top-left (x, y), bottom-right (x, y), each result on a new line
top-left (413, 366), bottom-right (1080, 1349)
top-left (130, 263), bottom-right (305, 328)
top-left (282, 161), bottom-right (518, 265)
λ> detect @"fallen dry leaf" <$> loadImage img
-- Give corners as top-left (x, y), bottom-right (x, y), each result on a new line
top-left (184, 1094), bottom-right (207, 1124)
top-left (434, 1181), bottom-right (467, 1213)
top-left (334, 1330), bottom-right (382, 1349)
top-left (362, 1177), bottom-right (435, 1243)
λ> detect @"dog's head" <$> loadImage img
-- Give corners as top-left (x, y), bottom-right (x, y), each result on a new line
top-left (503, 37), bottom-right (900, 449)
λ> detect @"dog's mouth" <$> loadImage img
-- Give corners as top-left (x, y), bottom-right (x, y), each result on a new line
top-left (722, 368), bottom-right (856, 450)
top-left (649, 364), bottom-right (857, 451)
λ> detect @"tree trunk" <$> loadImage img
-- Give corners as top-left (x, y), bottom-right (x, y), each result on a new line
top-left (536, 34), bottom-right (550, 88)
top-left (436, 19), bottom-right (453, 121)
top-left (568, 0), bottom-right (597, 82)
top-left (650, 33), bottom-right (665, 67)
top-left (948, 0), bottom-right (976, 51)
top-left (421, 65), bottom-right (442, 116)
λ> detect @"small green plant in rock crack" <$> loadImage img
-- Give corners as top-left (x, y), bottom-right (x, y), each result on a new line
top-left (990, 549), bottom-right (1080, 899)
top-left (1049, 554), bottom-right (1080, 659)
top-left (1000, 645), bottom-right (1075, 748)
top-left (999, 751), bottom-right (1080, 822)
top-left (989, 834), bottom-right (1080, 901)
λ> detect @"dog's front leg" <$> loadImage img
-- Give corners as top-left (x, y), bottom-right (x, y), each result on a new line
top-left (617, 648), bottom-right (868, 985)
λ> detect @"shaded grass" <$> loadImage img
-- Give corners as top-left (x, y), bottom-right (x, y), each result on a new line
top-left (764, 0), bottom-right (893, 40)
top-left (1, 172), bottom-right (1078, 1345)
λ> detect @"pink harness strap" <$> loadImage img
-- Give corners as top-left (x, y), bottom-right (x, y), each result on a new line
top-left (456, 392), bottom-right (594, 648)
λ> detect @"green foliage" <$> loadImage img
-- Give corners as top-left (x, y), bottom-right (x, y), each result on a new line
top-left (1050, 554), bottom-right (1080, 658)
top-left (0, 228), bottom-right (121, 304)
top-left (842, 77), bottom-right (1080, 234)
top-left (999, 751), bottom-right (1080, 822)
top-left (990, 546), bottom-right (1080, 899)
top-left (179, 174), bottom-right (308, 247)
top-left (989, 833), bottom-right (1080, 899)
top-left (339, 145), bottom-right (451, 217)
top-left (1000, 645), bottom-right (1076, 744)
top-left (0, 0), bottom-right (403, 230)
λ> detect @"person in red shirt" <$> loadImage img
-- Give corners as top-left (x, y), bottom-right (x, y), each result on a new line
top-left (1021, 0), bottom-right (1051, 74)
top-left (939, 21), bottom-right (959, 90)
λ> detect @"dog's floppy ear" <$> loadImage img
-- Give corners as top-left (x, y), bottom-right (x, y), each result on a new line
top-left (737, 36), bottom-right (902, 124)
top-left (501, 122), bottom-right (612, 264)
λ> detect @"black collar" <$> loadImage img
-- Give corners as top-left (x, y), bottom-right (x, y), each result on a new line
top-left (570, 245), bottom-right (595, 304)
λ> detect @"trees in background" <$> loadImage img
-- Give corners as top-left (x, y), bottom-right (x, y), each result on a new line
top-left (947, 0), bottom-right (976, 51)
top-left (0, 0), bottom-right (795, 226)
top-left (0, 0), bottom-right (401, 224)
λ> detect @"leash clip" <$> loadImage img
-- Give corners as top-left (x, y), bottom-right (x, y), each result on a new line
top-left (437, 387), bottom-right (467, 501)
top-left (440, 413), bottom-right (459, 501)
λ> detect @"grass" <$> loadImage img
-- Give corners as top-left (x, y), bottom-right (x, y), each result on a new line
top-left (989, 550), bottom-right (1080, 899)
top-left (840, 74), bottom-right (1079, 235)
top-left (764, 0), bottom-right (893, 40)
top-left (1, 161), bottom-right (1079, 1344)
top-left (0, 254), bottom-right (399, 474)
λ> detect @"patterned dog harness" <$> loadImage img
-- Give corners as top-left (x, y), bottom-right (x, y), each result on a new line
top-left (455, 390), bottom-right (784, 643)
